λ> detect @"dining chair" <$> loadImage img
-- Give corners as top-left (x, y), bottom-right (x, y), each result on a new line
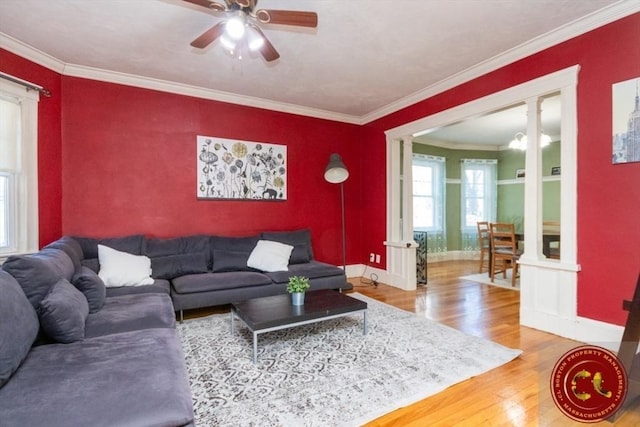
top-left (489, 222), bottom-right (522, 287)
top-left (476, 221), bottom-right (491, 274)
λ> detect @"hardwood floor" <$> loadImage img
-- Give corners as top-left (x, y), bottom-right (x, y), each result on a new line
top-left (354, 260), bottom-right (640, 427)
top-left (181, 260), bottom-right (639, 426)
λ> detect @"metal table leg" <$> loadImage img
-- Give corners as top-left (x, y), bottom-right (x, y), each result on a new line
top-left (363, 311), bottom-right (368, 335)
top-left (253, 331), bottom-right (258, 364)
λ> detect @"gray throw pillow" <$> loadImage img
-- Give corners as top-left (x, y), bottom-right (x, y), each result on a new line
top-left (211, 235), bottom-right (260, 272)
top-left (2, 248), bottom-right (76, 310)
top-left (39, 278), bottom-right (89, 344)
top-left (72, 266), bottom-right (106, 313)
top-left (261, 229), bottom-right (313, 264)
top-left (150, 253), bottom-right (209, 279)
top-left (0, 270), bottom-right (39, 387)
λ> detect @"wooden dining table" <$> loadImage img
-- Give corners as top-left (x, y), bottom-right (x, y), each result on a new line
top-left (514, 230), bottom-right (560, 258)
top-left (488, 229), bottom-right (561, 273)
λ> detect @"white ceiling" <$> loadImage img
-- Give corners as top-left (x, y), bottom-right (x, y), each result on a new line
top-left (0, 0), bottom-right (632, 128)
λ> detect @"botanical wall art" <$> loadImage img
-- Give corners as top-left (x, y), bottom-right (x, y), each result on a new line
top-left (197, 136), bottom-right (287, 200)
top-left (612, 76), bottom-right (640, 164)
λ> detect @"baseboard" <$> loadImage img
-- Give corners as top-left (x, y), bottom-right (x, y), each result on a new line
top-left (521, 308), bottom-right (625, 352)
top-left (574, 316), bottom-right (626, 352)
top-left (348, 264), bottom-right (391, 287)
top-left (427, 250), bottom-right (479, 262)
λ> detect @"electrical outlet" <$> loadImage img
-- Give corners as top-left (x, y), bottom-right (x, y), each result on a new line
top-left (369, 253), bottom-right (375, 262)
top-left (375, 254), bottom-right (380, 264)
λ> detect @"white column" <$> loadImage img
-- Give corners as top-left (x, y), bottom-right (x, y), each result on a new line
top-left (521, 97), bottom-right (543, 261)
top-left (383, 136), bottom-right (417, 291)
top-left (401, 136), bottom-right (414, 243)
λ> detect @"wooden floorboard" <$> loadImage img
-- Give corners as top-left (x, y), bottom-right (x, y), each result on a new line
top-left (355, 260), bottom-right (640, 426)
top-left (180, 260), bottom-right (640, 426)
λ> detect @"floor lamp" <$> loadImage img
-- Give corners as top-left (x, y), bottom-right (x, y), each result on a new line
top-left (324, 153), bottom-right (351, 289)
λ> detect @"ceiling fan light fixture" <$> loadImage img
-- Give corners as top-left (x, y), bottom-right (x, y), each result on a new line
top-left (220, 33), bottom-right (236, 51)
top-left (225, 15), bottom-right (246, 40)
top-left (509, 132), bottom-right (527, 150)
top-left (508, 131), bottom-right (552, 150)
top-left (247, 27), bottom-right (264, 51)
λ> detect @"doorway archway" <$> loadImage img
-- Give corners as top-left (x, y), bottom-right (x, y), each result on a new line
top-left (384, 66), bottom-right (581, 337)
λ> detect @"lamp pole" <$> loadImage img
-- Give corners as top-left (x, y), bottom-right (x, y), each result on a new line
top-left (324, 153), bottom-right (350, 285)
top-left (340, 181), bottom-right (346, 273)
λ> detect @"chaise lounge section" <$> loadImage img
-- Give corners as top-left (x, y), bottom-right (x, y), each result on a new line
top-left (0, 228), bottom-right (347, 426)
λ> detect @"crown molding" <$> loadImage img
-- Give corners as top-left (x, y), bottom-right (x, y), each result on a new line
top-left (61, 63), bottom-right (363, 125)
top-left (0, 33), bottom-right (65, 73)
top-left (1, 1), bottom-right (637, 125)
top-left (414, 138), bottom-right (503, 152)
top-left (360, 0), bottom-right (640, 124)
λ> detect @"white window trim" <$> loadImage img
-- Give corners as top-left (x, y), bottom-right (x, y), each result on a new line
top-left (460, 159), bottom-right (497, 231)
top-left (412, 154), bottom-right (445, 233)
top-left (0, 78), bottom-right (39, 257)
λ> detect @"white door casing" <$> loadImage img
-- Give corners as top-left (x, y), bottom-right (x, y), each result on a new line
top-left (384, 66), bottom-right (582, 340)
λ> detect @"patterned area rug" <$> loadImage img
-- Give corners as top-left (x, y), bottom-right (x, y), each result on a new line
top-left (178, 293), bottom-right (521, 426)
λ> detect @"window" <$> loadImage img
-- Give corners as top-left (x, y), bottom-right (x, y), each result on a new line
top-left (412, 155), bottom-right (445, 231)
top-left (460, 159), bottom-right (497, 230)
top-left (0, 79), bottom-right (39, 256)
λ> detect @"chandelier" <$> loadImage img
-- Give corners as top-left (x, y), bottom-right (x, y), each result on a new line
top-left (509, 132), bottom-right (551, 150)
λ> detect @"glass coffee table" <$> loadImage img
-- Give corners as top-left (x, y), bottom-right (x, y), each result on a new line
top-left (230, 289), bottom-right (368, 363)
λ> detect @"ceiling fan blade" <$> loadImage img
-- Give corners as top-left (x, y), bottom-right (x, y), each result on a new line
top-left (183, 0), bottom-right (227, 12)
top-left (252, 26), bottom-right (280, 62)
top-left (190, 21), bottom-right (226, 48)
top-left (255, 10), bottom-right (318, 27)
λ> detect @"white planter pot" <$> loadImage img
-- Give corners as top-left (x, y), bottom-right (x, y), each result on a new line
top-left (291, 292), bottom-right (305, 306)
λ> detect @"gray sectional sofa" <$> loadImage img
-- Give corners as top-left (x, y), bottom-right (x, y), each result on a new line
top-left (72, 229), bottom-right (349, 320)
top-left (0, 229), bottom-right (347, 426)
top-left (0, 240), bottom-right (194, 427)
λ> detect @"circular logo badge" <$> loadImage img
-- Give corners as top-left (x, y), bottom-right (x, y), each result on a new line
top-left (550, 345), bottom-right (628, 422)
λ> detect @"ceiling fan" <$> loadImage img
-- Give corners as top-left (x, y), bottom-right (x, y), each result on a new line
top-left (183, 0), bottom-right (318, 62)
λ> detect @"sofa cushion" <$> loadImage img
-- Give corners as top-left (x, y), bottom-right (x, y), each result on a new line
top-left (84, 293), bottom-right (175, 338)
top-left (38, 278), bottom-right (89, 344)
top-left (43, 236), bottom-right (84, 272)
top-left (74, 234), bottom-right (145, 272)
top-left (0, 270), bottom-right (40, 388)
top-left (247, 240), bottom-right (294, 272)
top-left (172, 271), bottom-right (272, 294)
top-left (145, 235), bottom-right (211, 265)
top-left (72, 266), bottom-right (106, 313)
top-left (211, 235), bottom-right (259, 272)
top-left (0, 328), bottom-right (194, 427)
top-left (264, 260), bottom-right (346, 284)
top-left (151, 253), bottom-right (209, 280)
top-left (98, 244), bottom-right (154, 287)
top-left (262, 229), bottom-right (314, 264)
top-left (2, 248), bottom-right (75, 310)
top-left (74, 234), bottom-right (145, 259)
top-left (105, 279), bottom-right (171, 297)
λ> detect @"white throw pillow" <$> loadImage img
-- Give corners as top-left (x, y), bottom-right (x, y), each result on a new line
top-left (97, 244), bottom-right (155, 287)
top-left (247, 240), bottom-right (294, 272)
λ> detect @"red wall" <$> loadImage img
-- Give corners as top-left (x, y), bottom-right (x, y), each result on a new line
top-left (363, 13), bottom-right (640, 325)
top-left (1, 12), bottom-right (639, 326)
top-left (0, 49), bottom-right (63, 248)
top-left (60, 78), bottom-right (363, 266)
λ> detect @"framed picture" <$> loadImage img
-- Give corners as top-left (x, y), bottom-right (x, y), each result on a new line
top-left (197, 136), bottom-right (287, 200)
top-left (551, 166), bottom-right (561, 176)
top-left (612, 76), bottom-right (640, 164)
top-left (516, 168), bottom-right (525, 179)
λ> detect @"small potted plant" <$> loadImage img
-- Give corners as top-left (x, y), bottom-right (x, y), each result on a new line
top-left (287, 276), bottom-right (310, 306)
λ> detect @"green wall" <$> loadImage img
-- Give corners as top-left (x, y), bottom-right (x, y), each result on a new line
top-left (413, 141), bottom-right (561, 250)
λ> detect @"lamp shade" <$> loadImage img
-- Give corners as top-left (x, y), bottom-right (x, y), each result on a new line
top-left (324, 153), bottom-right (349, 184)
